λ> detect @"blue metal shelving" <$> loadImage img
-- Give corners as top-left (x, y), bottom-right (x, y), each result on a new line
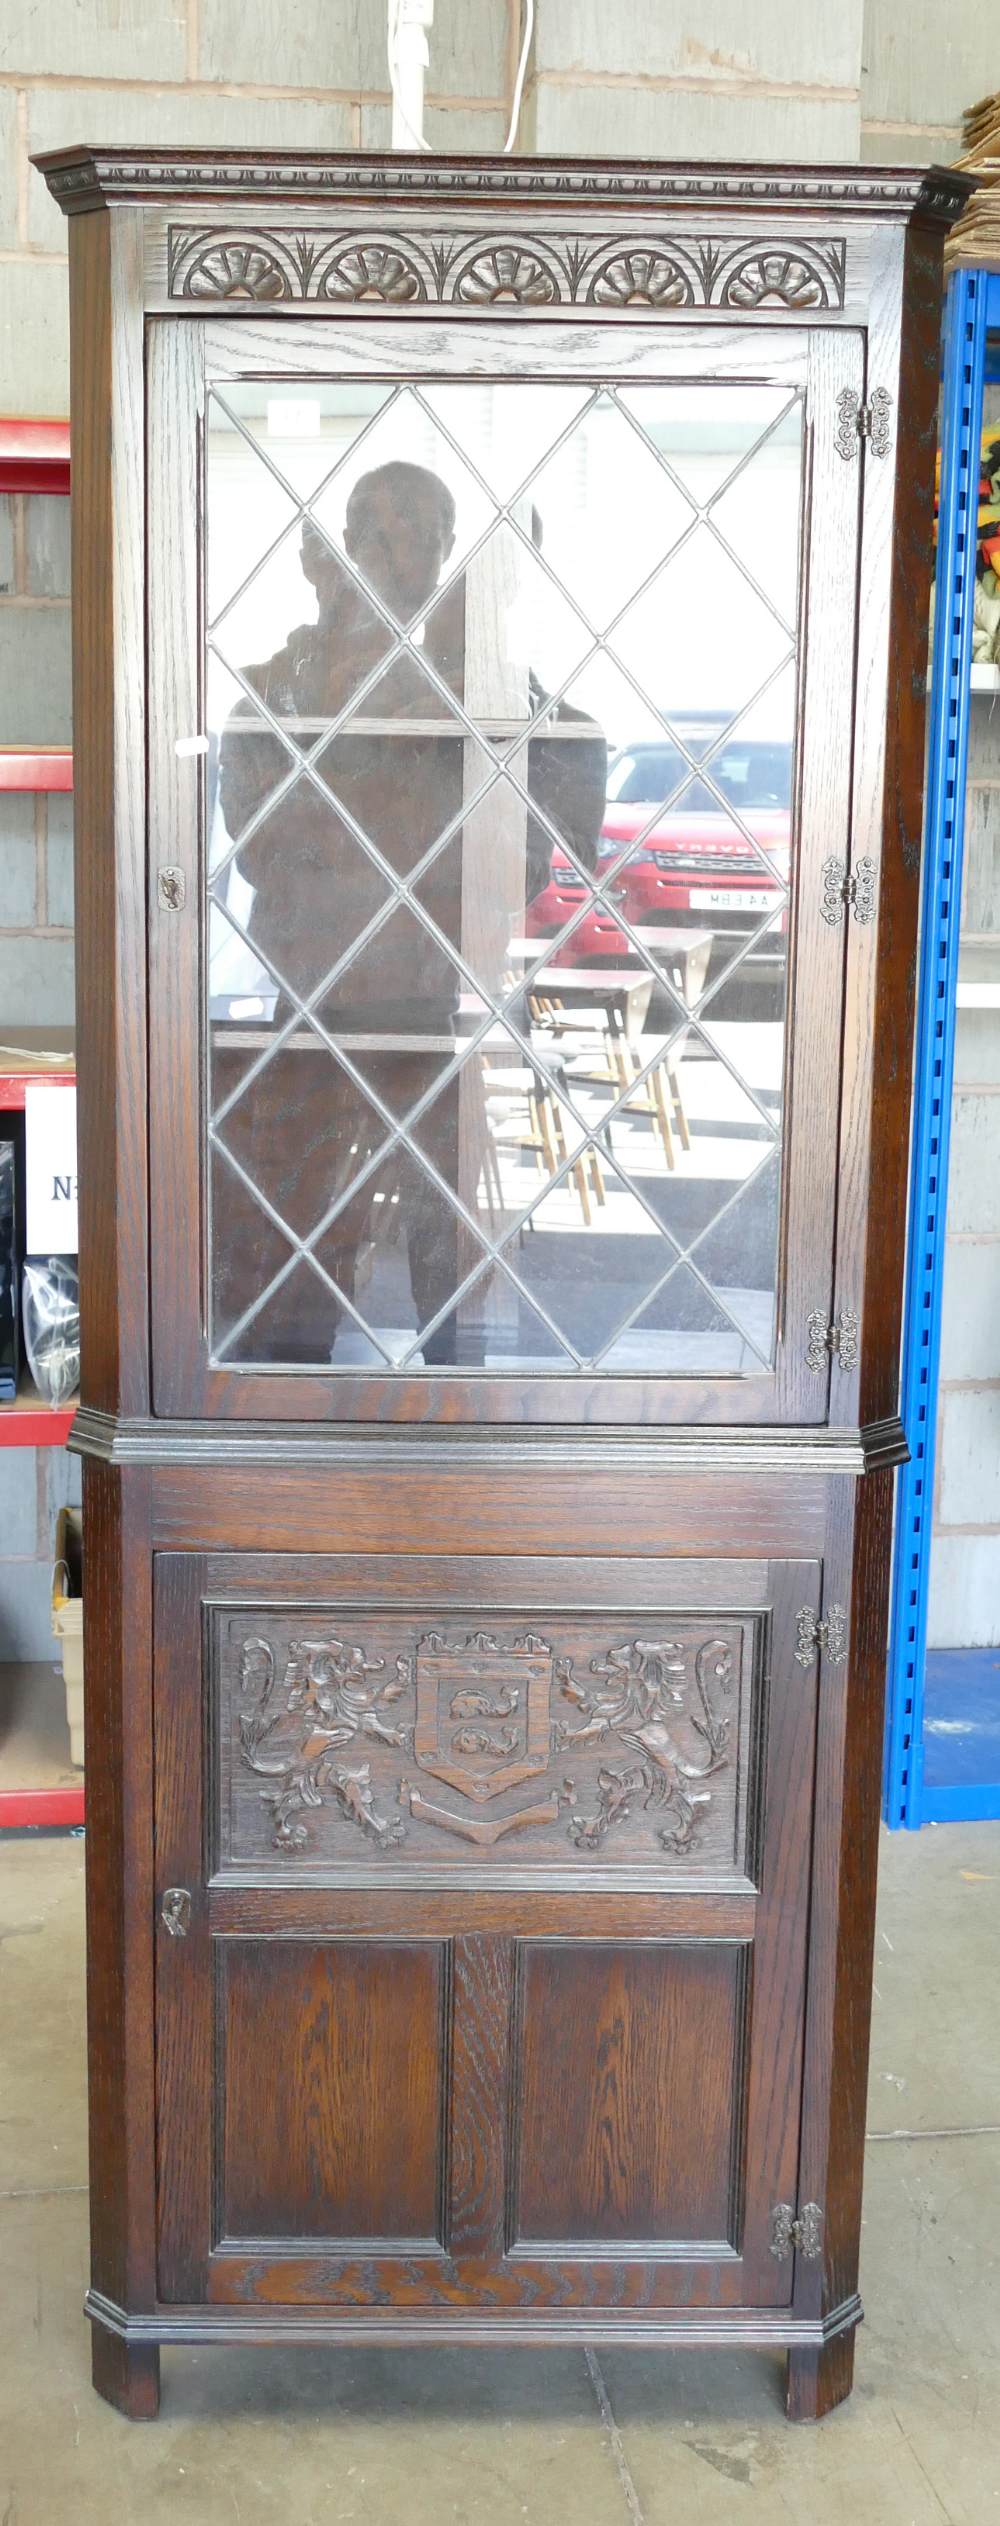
top-left (884, 267), bottom-right (1000, 1828)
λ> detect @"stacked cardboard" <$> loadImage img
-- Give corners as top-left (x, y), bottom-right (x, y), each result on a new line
top-left (946, 94), bottom-right (1000, 272)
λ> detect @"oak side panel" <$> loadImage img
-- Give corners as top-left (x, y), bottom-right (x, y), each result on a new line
top-left (735, 1559), bottom-right (820, 2303)
top-left (795, 1470), bottom-right (894, 2325)
top-left (862, 216), bottom-right (943, 1425)
top-left (837, 217), bottom-right (943, 1432)
top-left (68, 205), bottom-right (149, 1414)
top-left (81, 1461), bottom-right (156, 2310)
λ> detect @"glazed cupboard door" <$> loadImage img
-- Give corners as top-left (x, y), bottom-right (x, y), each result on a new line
top-left (147, 316), bottom-right (864, 1427)
top-left (153, 1552), bottom-right (823, 2316)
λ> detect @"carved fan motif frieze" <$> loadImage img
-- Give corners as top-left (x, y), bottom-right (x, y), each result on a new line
top-left (452, 244), bottom-right (560, 304)
top-left (166, 222), bottom-right (848, 313)
top-left (226, 1612), bottom-right (751, 1874)
top-left (721, 250), bottom-right (830, 308)
top-left (316, 240), bottom-right (426, 301)
top-left (586, 248), bottom-right (694, 306)
top-left (184, 240), bottom-right (290, 300)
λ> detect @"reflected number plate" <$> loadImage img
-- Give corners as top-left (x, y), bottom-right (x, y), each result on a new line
top-left (689, 888), bottom-right (773, 911)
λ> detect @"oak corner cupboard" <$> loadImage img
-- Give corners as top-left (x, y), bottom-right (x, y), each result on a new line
top-left (38, 140), bottom-right (968, 2423)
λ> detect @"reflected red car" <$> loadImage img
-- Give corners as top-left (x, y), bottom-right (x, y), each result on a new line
top-left (527, 731), bottom-right (791, 967)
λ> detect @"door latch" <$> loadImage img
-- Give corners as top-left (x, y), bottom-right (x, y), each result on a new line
top-left (770, 2201), bottom-right (824, 2261)
top-left (821, 855), bottom-right (877, 927)
top-left (805, 1306), bottom-right (859, 1373)
top-left (794, 1606), bottom-right (848, 1668)
top-left (157, 864), bottom-right (186, 911)
top-left (160, 1886), bottom-right (192, 1938)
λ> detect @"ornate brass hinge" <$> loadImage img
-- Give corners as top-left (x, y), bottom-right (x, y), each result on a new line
top-left (821, 855), bottom-right (877, 926)
top-left (805, 1305), bottom-right (859, 1373)
top-left (794, 1606), bottom-right (848, 1668)
top-left (835, 384), bottom-right (892, 460)
top-left (770, 2201), bottom-right (824, 2261)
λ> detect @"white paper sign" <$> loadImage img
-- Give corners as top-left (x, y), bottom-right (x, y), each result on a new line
top-left (25, 1081), bottom-right (78, 1254)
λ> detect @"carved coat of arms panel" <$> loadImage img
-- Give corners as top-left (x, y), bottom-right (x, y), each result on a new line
top-left (214, 1608), bottom-right (763, 1881)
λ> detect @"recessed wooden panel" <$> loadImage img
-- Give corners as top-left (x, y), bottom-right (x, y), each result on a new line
top-left (215, 1606), bottom-right (759, 1883)
top-left (217, 1938), bottom-right (445, 2244)
top-left (512, 1941), bottom-right (748, 2248)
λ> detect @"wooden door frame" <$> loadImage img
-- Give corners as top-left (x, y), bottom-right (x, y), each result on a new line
top-left (146, 316), bottom-right (861, 1428)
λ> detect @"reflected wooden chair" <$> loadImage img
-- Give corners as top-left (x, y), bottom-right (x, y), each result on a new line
top-left (527, 989), bottom-right (691, 1171)
top-left (481, 1049), bottom-right (605, 1227)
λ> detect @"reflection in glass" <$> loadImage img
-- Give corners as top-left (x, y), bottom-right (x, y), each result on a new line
top-left (203, 378), bottom-right (801, 1374)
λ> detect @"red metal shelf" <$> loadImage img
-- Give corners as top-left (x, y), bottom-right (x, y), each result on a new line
top-left (0, 1395), bottom-right (76, 1447)
top-left (0, 1071), bottom-right (74, 1114)
top-left (0, 418), bottom-right (70, 496)
top-left (0, 747), bottom-right (73, 792)
top-left (0, 1782), bottom-right (83, 1828)
top-left (0, 424), bottom-right (78, 1821)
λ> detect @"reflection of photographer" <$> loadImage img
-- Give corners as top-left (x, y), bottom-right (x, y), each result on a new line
top-left (215, 460), bottom-right (606, 1366)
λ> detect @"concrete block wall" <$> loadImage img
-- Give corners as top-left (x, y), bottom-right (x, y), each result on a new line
top-left (928, 695), bottom-right (1000, 1648)
top-left (1, 1), bottom-right (996, 413)
top-left (523, 0), bottom-right (994, 164)
top-left (0, 488), bottom-right (74, 1025)
top-left (0, 0), bottom-right (998, 1665)
top-left (0, 1442), bottom-right (81, 1662)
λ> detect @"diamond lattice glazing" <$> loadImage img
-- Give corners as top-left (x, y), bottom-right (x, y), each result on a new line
top-left (203, 376), bottom-right (802, 1373)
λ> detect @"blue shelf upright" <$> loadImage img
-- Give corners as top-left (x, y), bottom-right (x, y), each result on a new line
top-left (883, 267), bottom-right (998, 1828)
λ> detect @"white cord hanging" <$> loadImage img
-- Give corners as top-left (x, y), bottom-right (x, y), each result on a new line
top-left (388, 0), bottom-right (433, 150)
top-left (387, 0), bottom-right (534, 156)
top-left (504, 0), bottom-right (535, 153)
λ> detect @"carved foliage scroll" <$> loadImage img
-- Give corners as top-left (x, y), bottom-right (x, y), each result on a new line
top-left (222, 1611), bottom-right (753, 1876)
top-left (167, 224), bottom-right (848, 314)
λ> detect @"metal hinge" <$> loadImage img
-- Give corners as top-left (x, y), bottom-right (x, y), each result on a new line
top-left (821, 854), bottom-right (877, 927)
top-left (770, 2201), bottom-right (824, 2262)
top-left (805, 1305), bottom-right (858, 1373)
top-left (835, 384), bottom-right (893, 461)
top-left (794, 1605), bottom-right (848, 1668)
top-left (160, 1886), bottom-right (192, 1938)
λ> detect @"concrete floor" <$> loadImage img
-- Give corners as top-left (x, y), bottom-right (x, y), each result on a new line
top-left (0, 1825), bottom-right (998, 2525)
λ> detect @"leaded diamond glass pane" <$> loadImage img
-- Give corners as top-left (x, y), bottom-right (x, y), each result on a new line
top-left (616, 382), bottom-right (797, 507)
top-left (419, 382), bottom-right (593, 507)
top-left (204, 372), bottom-right (804, 1376)
top-left (526, 391), bottom-right (693, 628)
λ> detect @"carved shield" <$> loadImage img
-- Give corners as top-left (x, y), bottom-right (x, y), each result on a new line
top-left (413, 1633), bottom-right (552, 1801)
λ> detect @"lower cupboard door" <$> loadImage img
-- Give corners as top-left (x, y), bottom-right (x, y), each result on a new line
top-left (153, 1551), bottom-right (821, 2315)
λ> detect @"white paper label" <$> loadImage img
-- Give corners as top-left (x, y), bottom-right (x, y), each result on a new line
top-left (25, 1081), bottom-right (78, 1254)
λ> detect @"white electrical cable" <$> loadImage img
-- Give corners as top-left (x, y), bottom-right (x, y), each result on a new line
top-left (503, 0), bottom-right (534, 152)
top-left (387, 0), bottom-right (432, 150)
top-left (388, 0), bottom-right (532, 157)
